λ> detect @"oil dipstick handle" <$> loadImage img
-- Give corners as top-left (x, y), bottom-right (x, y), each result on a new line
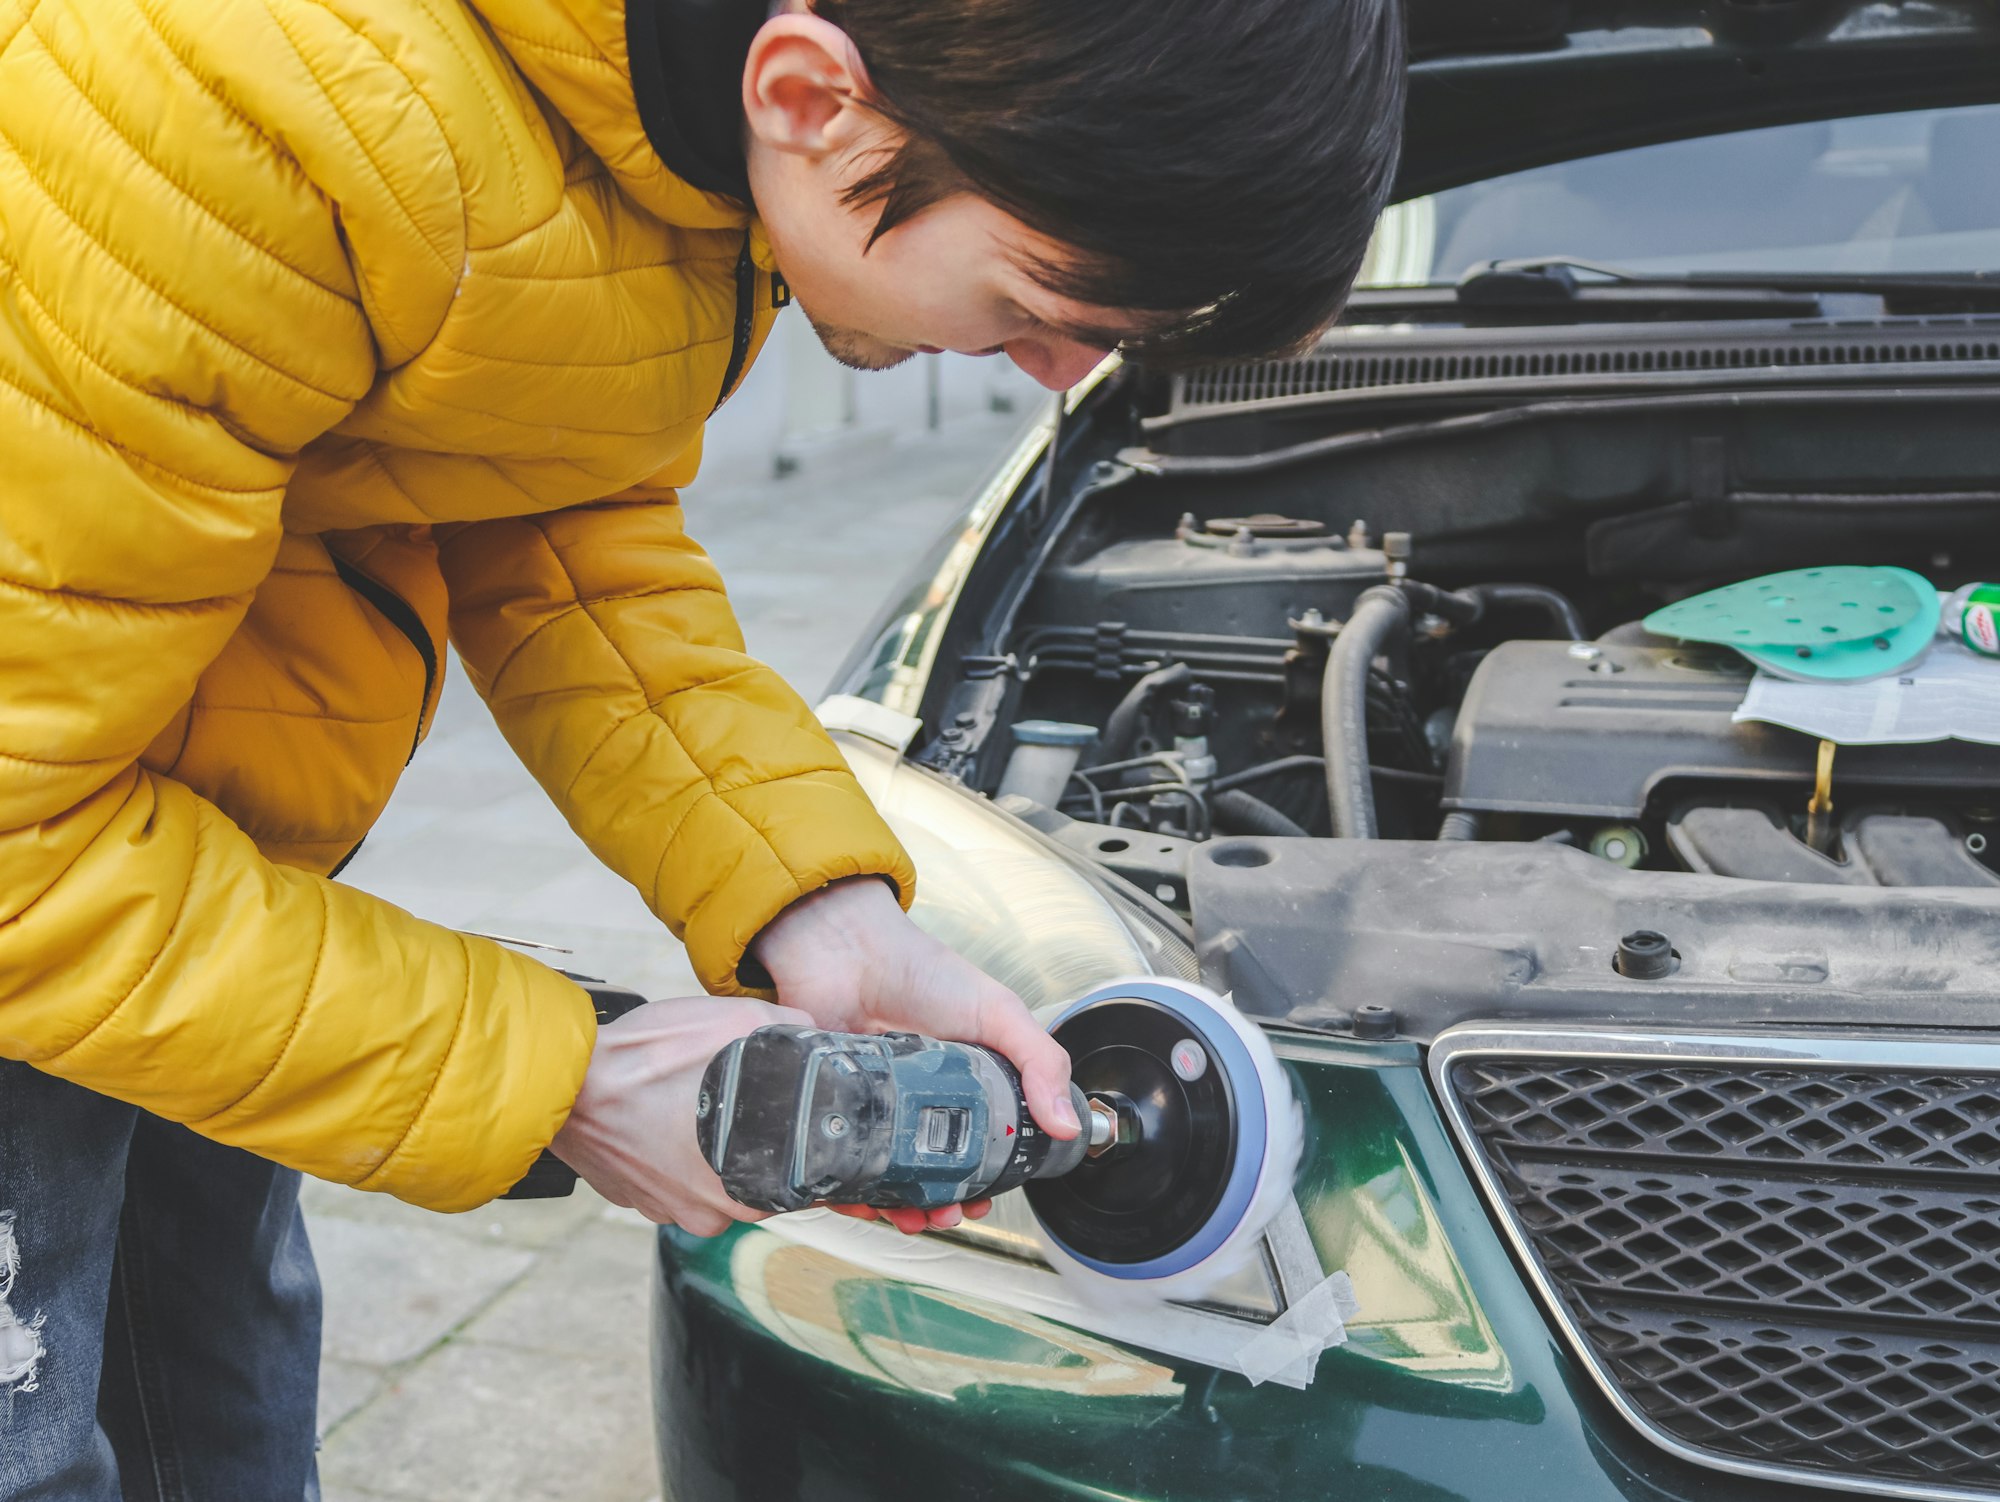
top-left (696, 1025), bottom-right (1091, 1213)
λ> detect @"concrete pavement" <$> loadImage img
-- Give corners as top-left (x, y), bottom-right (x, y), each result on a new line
top-left (309, 333), bottom-right (1039, 1502)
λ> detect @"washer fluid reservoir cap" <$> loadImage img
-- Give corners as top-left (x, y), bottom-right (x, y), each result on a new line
top-left (1011, 720), bottom-right (1098, 747)
top-left (1201, 514), bottom-right (1327, 538)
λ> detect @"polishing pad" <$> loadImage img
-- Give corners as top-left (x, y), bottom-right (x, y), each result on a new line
top-left (1026, 979), bottom-right (1302, 1301)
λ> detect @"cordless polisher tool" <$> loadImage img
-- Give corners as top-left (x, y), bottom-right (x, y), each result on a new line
top-left (696, 979), bottom-right (1302, 1296)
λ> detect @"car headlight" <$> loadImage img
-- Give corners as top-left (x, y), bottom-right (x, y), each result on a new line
top-left (821, 722), bottom-right (1291, 1305)
top-left (830, 727), bottom-right (1197, 1006)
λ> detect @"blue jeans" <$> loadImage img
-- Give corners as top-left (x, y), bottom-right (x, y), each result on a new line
top-left (0, 1061), bottom-right (320, 1501)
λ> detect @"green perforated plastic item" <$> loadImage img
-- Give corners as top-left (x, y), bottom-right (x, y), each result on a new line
top-left (1644, 567), bottom-right (1929, 647)
top-left (1738, 585), bottom-right (1941, 682)
top-left (1646, 567), bottom-right (1943, 683)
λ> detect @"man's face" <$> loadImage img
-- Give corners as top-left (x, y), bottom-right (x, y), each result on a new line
top-left (760, 180), bottom-right (1120, 390)
top-left (741, 11), bottom-right (1130, 391)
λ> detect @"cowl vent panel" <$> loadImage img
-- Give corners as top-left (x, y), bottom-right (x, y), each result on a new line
top-left (1170, 317), bottom-right (2000, 418)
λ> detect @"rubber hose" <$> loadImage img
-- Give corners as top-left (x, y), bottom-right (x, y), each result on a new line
top-left (1210, 788), bottom-right (1309, 838)
top-left (1437, 809), bottom-right (1483, 841)
top-left (1092, 661), bottom-right (1192, 767)
top-left (1396, 578), bottom-right (1483, 628)
top-left (1212, 754), bottom-right (1325, 793)
top-left (1466, 582), bottom-right (1586, 641)
top-left (1323, 586), bottom-right (1410, 839)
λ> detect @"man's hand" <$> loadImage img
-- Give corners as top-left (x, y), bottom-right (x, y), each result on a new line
top-left (752, 876), bottom-right (1079, 1234)
top-left (550, 995), bottom-right (814, 1235)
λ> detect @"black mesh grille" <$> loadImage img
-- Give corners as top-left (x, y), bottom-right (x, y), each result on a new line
top-left (1451, 1056), bottom-right (2000, 1494)
top-left (1175, 325), bottom-right (2000, 409)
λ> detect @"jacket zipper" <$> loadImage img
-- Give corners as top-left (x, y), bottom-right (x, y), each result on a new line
top-left (329, 555), bottom-right (438, 767)
top-left (325, 556), bottom-right (438, 880)
top-left (712, 236), bottom-right (758, 414)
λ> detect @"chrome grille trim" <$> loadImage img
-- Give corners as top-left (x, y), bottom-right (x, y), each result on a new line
top-left (1431, 1027), bottom-right (2000, 1502)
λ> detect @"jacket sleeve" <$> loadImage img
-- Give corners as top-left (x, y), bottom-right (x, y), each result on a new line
top-left (0, 0), bottom-right (594, 1210)
top-left (438, 487), bottom-right (919, 996)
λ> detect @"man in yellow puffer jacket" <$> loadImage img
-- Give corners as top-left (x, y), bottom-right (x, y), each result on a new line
top-left (0, 0), bottom-right (1403, 1489)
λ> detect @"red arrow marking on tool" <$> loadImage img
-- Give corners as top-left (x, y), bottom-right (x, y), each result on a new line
top-left (1005, 1124), bottom-right (1014, 1135)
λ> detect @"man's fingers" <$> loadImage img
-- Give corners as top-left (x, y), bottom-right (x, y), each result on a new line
top-left (675, 1210), bottom-right (733, 1237)
top-left (821, 1200), bottom-right (975, 1229)
top-left (972, 988), bottom-right (1078, 1138)
top-left (822, 1201), bottom-right (933, 1234)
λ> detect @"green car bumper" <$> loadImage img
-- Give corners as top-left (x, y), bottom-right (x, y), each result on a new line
top-left (650, 1034), bottom-right (1840, 1501)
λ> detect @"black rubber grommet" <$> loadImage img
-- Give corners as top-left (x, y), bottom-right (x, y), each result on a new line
top-left (1353, 1004), bottom-right (1398, 1039)
top-left (1616, 929), bottom-right (1679, 980)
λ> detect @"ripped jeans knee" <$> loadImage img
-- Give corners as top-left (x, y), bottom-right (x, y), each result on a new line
top-left (0, 1211), bottom-right (46, 1394)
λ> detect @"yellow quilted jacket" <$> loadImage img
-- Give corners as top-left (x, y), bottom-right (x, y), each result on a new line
top-left (0, 0), bottom-right (916, 1210)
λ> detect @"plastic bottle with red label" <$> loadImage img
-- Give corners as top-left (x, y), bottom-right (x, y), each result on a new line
top-left (1943, 583), bottom-right (2000, 658)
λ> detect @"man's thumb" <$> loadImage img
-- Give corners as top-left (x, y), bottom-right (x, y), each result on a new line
top-left (1015, 1036), bottom-right (1080, 1140)
top-left (966, 978), bottom-right (1079, 1139)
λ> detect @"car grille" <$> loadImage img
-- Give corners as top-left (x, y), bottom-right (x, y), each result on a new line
top-left (1434, 1030), bottom-right (2000, 1500)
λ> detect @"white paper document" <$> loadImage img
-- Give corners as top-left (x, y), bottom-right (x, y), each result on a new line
top-left (1734, 638), bottom-right (2000, 745)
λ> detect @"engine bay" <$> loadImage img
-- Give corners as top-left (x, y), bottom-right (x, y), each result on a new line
top-left (911, 387), bottom-right (2000, 908)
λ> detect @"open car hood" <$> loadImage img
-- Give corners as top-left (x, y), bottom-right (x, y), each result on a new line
top-left (1401, 0), bottom-right (2000, 198)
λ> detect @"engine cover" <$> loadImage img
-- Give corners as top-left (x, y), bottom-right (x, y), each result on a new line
top-left (1030, 525), bottom-right (1387, 639)
top-left (1444, 640), bottom-right (2000, 818)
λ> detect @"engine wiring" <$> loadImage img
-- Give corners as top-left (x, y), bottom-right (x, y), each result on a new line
top-left (1061, 752), bottom-right (1214, 840)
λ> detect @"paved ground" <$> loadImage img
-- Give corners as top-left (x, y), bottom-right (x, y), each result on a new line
top-left (310, 334), bottom-right (1039, 1502)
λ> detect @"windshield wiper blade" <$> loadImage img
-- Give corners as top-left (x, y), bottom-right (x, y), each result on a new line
top-left (1455, 258), bottom-right (1820, 312)
top-left (1455, 257), bottom-right (2000, 310)
top-left (1349, 262), bottom-right (1824, 321)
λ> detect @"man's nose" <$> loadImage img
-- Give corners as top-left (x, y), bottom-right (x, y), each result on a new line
top-left (1007, 337), bottom-right (1110, 392)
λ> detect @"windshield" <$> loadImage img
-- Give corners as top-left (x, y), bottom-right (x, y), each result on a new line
top-left (1362, 104), bottom-right (2000, 286)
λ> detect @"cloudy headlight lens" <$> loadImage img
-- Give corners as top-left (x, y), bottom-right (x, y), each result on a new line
top-left (830, 731), bottom-right (1255, 1285)
top-left (833, 731), bottom-right (1196, 1006)
top-left (775, 726), bottom-right (1279, 1318)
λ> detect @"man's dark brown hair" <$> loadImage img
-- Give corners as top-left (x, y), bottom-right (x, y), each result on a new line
top-left (816, 0), bottom-right (1406, 364)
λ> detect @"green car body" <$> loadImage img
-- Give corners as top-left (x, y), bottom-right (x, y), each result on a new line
top-left (653, 1035), bottom-right (1814, 1500)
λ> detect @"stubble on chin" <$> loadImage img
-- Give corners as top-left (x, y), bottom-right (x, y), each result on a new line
top-left (804, 310), bottom-right (917, 372)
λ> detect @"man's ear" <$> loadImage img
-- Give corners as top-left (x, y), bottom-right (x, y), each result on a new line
top-left (742, 15), bottom-right (878, 159)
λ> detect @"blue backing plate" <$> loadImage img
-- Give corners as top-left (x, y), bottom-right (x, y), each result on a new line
top-left (1644, 566), bottom-right (1929, 647)
top-left (1038, 980), bottom-right (1268, 1282)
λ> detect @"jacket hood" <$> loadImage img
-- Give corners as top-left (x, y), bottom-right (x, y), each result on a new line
top-left (1402, 0), bottom-right (2000, 198)
top-left (468, 0), bottom-right (761, 227)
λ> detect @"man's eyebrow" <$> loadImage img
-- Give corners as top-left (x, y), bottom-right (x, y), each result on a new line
top-left (1044, 315), bottom-right (1134, 349)
top-left (1006, 248), bottom-right (1162, 349)
top-left (1019, 303), bottom-right (1157, 351)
